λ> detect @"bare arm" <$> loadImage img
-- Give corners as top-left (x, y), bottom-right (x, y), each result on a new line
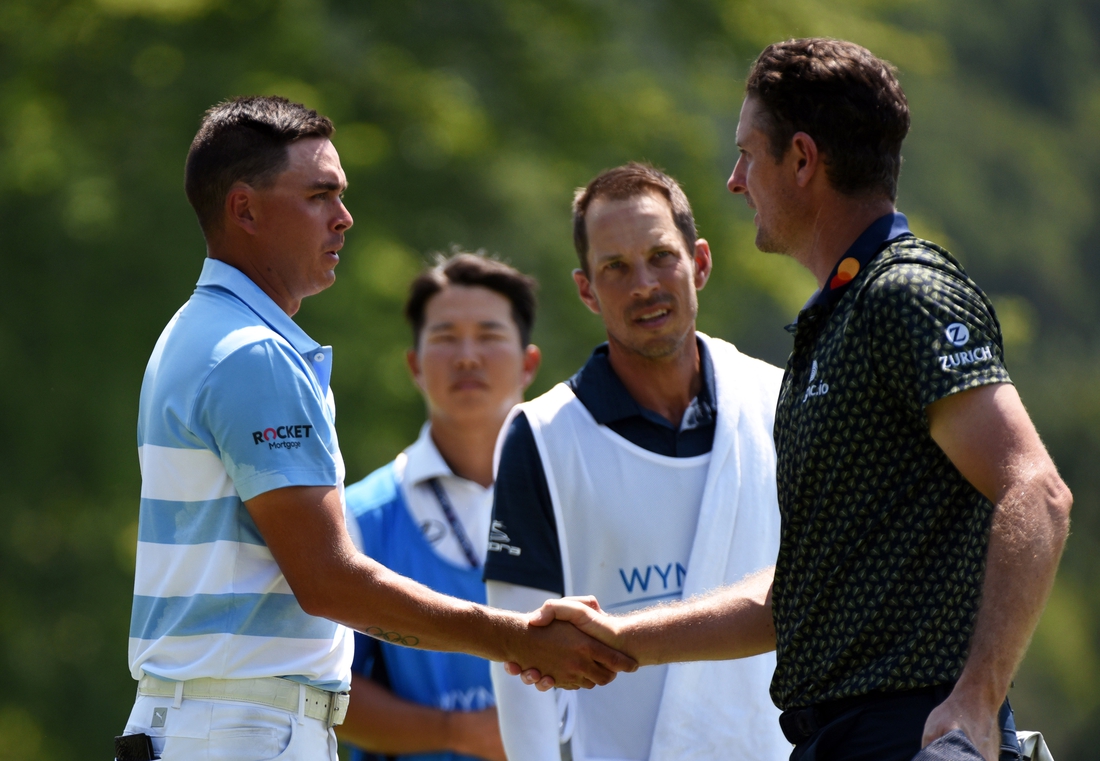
top-left (337, 674), bottom-right (504, 761)
top-left (513, 567), bottom-right (775, 689)
top-left (245, 485), bottom-right (636, 689)
top-left (922, 383), bottom-right (1072, 761)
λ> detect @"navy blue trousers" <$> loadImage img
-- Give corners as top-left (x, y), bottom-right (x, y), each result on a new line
top-left (787, 687), bottom-right (1021, 761)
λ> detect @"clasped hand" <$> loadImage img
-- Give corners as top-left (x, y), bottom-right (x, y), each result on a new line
top-left (509, 596), bottom-right (627, 691)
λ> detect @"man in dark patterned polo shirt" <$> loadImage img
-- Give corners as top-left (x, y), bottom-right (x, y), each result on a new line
top-left (509, 38), bottom-right (1072, 761)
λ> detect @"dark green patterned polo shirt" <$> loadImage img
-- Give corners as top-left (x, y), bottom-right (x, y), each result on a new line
top-left (770, 213), bottom-right (1013, 711)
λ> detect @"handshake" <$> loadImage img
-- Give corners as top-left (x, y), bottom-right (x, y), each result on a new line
top-left (493, 568), bottom-right (776, 690)
top-left (504, 596), bottom-right (634, 691)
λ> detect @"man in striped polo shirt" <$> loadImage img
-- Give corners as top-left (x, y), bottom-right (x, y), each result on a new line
top-left (116, 96), bottom-right (634, 761)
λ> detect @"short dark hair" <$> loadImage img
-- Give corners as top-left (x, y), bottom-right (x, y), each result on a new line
top-left (185, 95), bottom-right (335, 235)
top-left (405, 252), bottom-right (539, 347)
top-left (746, 38), bottom-right (910, 201)
top-left (572, 162), bottom-right (697, 272)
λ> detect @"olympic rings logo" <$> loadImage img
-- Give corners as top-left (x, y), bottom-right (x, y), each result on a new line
top-left (364, 627), bottom-right (420, 647)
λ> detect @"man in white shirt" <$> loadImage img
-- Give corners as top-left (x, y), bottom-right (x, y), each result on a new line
top-left (485, 163), bottom-right (790, 761)
top-left (340, 253), bottom-right (541, 761)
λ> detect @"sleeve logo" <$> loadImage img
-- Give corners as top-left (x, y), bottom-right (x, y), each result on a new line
top-left (487, 520), bottom-right (521, 556)
top-left (252, 424), bottom-right (314, 449)
top-left (944, 322), bottom-right (970, 347)
top-left (939, 323), bottom-right (994, 371)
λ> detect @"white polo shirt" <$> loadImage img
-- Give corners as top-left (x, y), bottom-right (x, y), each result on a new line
top-left (129, 258), bottom-right (353, 692)
top-left (395, 423), bottom-right (492, 568)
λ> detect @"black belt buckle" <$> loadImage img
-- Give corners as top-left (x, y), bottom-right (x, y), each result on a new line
top-left (114, 733), bottom-right (158, 761)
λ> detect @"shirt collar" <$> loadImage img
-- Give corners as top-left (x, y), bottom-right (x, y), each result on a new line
top-left (402, 423), bottom-right (457, 486)
top-left (803, 211), bottom-right (912, 313)
top-left (567, 336), bottom-right (716, 429)
top-left (196, 258), bottom-right (333, 391)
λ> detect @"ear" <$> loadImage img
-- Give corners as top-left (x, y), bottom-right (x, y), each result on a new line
top-left (789, 132), bottom-right (820, 189)
top-left (521, 343), bottom-right (542, 392)
top-left (406, 348), bottom-right (426, 392)
top-left (225, 183), bottom-right (259, 235)
top-left (573, 268), bottom-right (601, 315)
top-left (692, 238), bottom-right (713, 291)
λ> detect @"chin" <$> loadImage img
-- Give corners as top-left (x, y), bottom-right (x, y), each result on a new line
top-left (621, 330), bottom-right (688, 360)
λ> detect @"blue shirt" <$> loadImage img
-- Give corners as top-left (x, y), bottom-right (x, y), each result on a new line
top-left (483, 338), bottom-right (716, 594)
top-left (346, 462), bottom-right (493, 761)
top-left (129, 257), bottom-right (352, 691)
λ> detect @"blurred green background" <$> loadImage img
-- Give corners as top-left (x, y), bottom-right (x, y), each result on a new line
top-left (1, 0), bottom-right (1097, 758)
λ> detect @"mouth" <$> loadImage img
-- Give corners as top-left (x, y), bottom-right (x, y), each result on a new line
top-left (451, 378), bottom-right (489, 392)
top-left (632, 305), bottom-right (673, 327)
top-left (324, 238), bottom-right (344, 260)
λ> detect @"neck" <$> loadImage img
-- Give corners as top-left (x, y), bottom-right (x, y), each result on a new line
top-left (793, 196), bottom-right (895, 289)
top-left (207, 245), bottom-right (300, 317)
top-left (428, 412), bottom-right (509, 488)
top-left (606, 330), bottom-right (701, 428)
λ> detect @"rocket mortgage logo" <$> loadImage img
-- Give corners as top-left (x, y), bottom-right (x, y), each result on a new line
top-left (252, 424), bottom-right (314, 450)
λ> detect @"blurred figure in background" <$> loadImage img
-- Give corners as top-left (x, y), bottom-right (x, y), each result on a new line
top-left (339, 253), bottom-right (541, 761)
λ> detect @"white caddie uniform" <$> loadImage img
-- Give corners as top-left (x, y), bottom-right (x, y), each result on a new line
top-left (486, 335), bottom-right (791, 761)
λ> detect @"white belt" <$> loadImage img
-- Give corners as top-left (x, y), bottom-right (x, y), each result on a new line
top-left (137, 674), bottom-right (349, 727)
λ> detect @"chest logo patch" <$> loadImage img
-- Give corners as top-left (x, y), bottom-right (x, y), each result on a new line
top-left (802, 360), bottom-right (830, 403)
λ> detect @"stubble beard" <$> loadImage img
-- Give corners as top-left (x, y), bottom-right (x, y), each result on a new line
top-left (613, 299), bottom-right (697, 360)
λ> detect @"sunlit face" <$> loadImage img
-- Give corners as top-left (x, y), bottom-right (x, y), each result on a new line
top-left (251, 137), bottom-right (353, 302)
top-left (574, 191), bottom-right (711, 360)
top-left (728, 96), bottom-right (799, 254)
top-left (409, 285), bottom-right (538, 427)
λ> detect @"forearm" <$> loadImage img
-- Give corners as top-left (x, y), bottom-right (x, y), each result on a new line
top-left (619, 566), bottom-right (776, 666)
top-left (249, 486), bottom-right (636, 687)
top-left (338, 674), bottom-right (454, 754)
top-left (305, 551), bottom-right (521, 661)
top-left (954, 473), bottom-right (1072, 707)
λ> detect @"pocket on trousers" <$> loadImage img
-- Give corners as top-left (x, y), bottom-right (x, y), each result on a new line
top-left (207, 726), bottom-right (284, 761)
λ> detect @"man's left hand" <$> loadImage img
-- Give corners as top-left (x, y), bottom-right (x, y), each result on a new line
top-left (922, 690), bottom-right (1000, 761)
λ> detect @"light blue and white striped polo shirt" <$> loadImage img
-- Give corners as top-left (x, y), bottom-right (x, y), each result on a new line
top-left (129, 257), bottom-right (353, 692)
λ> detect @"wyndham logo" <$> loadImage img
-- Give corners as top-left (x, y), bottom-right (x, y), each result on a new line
top-left (252, 424), bottom-right (314, 450)
top-left (945, 322), bottom-right (970, 347)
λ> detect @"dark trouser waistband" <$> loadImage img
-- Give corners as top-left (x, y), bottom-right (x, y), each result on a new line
top-left (779, 684), bottom-right (953, 746)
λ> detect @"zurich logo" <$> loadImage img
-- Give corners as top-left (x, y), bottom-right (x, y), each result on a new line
top-left (945, 323), bottom-right (970, 347)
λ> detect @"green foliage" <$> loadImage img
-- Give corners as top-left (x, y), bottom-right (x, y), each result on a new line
top-left (1, 1), bottom-right (1097, 757)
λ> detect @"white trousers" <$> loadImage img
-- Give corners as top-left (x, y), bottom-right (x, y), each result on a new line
top-left (121, 694), bottom-right (338, 761)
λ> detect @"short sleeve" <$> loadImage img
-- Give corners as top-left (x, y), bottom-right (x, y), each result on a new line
top-left (484, 412), bottom-right (564, 595)
top-left (196, 339), bottom-right (341, 501)
top-left (861, 262), bottom-right (1012, 411)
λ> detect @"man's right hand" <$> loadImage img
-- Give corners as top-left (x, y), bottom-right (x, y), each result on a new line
top-left (506, 614), bottom-right (635, 690)
top-left (505, 597), bottom-right (628, 690)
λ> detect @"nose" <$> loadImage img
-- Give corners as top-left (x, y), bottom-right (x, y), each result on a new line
top-left (629, 261), bottom-right (661, 298)
top-left (333, 199), bottom-right (353, 232)
top-left (454, 336), bottom-right (481, 368)
top-left (728, 155), bottom-right (747, 195)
